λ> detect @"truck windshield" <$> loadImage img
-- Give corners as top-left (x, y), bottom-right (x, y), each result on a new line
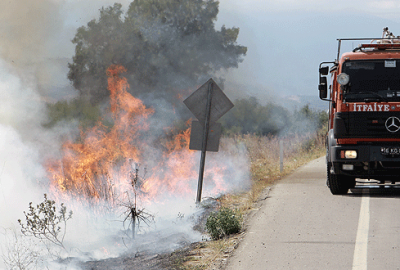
top-left (342, 60), bottom-right (400, 102)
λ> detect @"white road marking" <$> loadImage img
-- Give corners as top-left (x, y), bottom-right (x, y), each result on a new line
top-left (352, 190), bottom-right (370, 270)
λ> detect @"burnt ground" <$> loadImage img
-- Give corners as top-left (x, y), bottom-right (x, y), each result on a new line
top-left (80, 242), bottom-right (201, 270)
top-left (78, 234), bottom-right (244, 270)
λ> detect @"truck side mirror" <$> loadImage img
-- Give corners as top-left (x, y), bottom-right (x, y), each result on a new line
top-left (319, 66), bottom-right (329, 76)
top-left (319, 76), bottom-right (328, 99)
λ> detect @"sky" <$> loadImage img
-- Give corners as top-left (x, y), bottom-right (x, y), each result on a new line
top-left (2, 0), bottom-right (400, 102)
top-left (217, 0), bottom-right (400, 100)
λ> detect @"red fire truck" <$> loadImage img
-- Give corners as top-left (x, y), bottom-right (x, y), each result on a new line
top-left (319, 27), bottom-right (400, 194)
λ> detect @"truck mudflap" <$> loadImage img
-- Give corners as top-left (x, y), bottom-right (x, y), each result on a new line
top-left (330, 144), bottom-right (400, 180)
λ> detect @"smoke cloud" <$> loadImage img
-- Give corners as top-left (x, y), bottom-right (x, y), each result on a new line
top-left (0, 0), bottom-right (132, 101)
top-left (0, 0), bottom-right (69, 99)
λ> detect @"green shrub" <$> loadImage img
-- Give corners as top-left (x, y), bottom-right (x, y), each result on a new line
top-left (205, 208), bottom-right (242, 240)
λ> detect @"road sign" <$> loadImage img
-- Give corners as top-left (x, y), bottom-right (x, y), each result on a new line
top-left (183, 78), bottom-right (234, 123)
top-left (183, 79), bottom-right (233, 203)
top-left (189, 121), bottom-right (221, 152)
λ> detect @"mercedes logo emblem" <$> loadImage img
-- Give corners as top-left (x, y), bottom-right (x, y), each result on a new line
top-left (385, 116), bottom-right (400, 133)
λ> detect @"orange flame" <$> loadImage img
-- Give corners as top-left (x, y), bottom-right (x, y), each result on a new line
top-left (46, 65), bottom-right (226, 206)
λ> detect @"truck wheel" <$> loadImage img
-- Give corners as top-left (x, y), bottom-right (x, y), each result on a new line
top-left (327, 163), bottom-right (349, 195)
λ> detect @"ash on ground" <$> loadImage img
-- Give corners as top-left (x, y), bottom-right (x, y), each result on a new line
top-left (74, 198), bottom-right (220, 270)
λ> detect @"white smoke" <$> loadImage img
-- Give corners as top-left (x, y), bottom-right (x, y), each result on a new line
top-left (0, 60), bottom-right (47, 226)
top-left (0, 59), bottom-right (50, 270)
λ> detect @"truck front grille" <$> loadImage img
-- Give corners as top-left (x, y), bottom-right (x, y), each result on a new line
top-left (335, 112), bottom-right (400, 138)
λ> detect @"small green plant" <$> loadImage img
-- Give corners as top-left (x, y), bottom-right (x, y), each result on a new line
top-left (18, 194), bottom-right (73, 249)
top-left (205, 208), bottom-right (242, 240)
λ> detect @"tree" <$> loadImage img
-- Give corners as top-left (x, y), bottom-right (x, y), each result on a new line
top-left (220, 97), bottom-right (290, 136)
top-left (68, 3), bottom-right (126, 103)
top-left (68, 0), bottom-right (247, 105)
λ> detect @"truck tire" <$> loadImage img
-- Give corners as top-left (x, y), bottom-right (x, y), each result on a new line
top-left (327, 163), bottom-right (349, 195)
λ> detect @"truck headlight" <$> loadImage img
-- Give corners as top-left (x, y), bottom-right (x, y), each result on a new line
top-left (341, 150), bottom-right (357, 159)
top-left (337, 73), bottom-right (350, 85)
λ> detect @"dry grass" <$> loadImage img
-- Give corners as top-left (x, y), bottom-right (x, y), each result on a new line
top-left (176, 235), bottom-right (243, 270)
top-left (178, 129), bottom-right (327, 270)
top-left (218, 130), bottom-right (326, 211)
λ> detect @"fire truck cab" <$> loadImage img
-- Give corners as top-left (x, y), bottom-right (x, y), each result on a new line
top-left (319, 27), bottom-right (400, 194)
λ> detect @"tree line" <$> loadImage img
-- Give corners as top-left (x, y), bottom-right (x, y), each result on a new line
top-left (46, 95), bottom-right (328, 137)
top-left (220, 97), bottom-right (328, 136)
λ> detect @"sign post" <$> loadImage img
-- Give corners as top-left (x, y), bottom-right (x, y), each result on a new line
top-left (183, 78), bottom-right (233, 203)
top-left (196, 82), bottom-right (213, 203)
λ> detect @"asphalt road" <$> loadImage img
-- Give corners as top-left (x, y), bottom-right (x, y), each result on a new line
top-left (226, 157), bottom-right (400, 270)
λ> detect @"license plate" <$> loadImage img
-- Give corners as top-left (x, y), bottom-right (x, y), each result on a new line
top-left (381, 147), bottom-right (400, 155)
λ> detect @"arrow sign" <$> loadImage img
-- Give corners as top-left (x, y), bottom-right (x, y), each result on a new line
top-left (184, 78), bottom-right (234, 123)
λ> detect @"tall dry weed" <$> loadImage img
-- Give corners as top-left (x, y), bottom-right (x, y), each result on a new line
top-left (219, 130), bottom-right (326, 210)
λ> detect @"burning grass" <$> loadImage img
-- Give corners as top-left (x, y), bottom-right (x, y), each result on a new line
top-left (45, 65), bottom-right (231, 210)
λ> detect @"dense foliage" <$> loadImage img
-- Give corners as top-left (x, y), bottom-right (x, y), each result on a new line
top-left (68, 0), bottom-right (247, 105)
